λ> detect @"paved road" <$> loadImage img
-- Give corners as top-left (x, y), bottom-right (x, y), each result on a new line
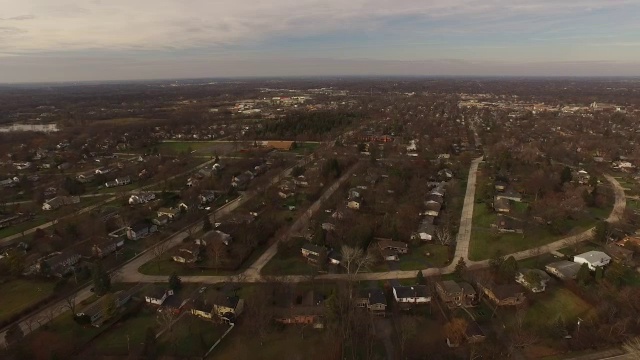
top-left (0, 196), bottom-right (118, 246)
top-left (0, 285), bottom-right (94, 348)
top-left (0, 157), bottom-right (218, 246)
top-left (124, 161), bottom-right (626, 284)
top-left (445, 156), bottom-right (483, 271)
top-left (119, 156), bottom-right (316, 283)
top-left (243, 162), bottom-right (360, 280)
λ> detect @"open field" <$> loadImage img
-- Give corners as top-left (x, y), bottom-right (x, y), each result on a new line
top-left (160, 315), bottom-right (229, 358)
top-left (0, 279), bottom-right (56, 323)
top-left (469, 201), bottom-right (613, 261)
top-left (211, 325), bottom-right (338, 360)
top-left (93, 307), bottom-right (158, 356)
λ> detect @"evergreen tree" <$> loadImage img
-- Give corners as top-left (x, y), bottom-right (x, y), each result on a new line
top-left (92, 260), bottom-right (111, 296)
top-left (169, 272), bottom-right (182, 291)
top-left (594, 221), bottom-right (609, 243)
top-left (416, 270), bottom-right (425, 285)
top-left (499, 256), bottom-right (519, 282)
top-left (202, 215), bottom-right (213, 232)
top-left (594, 266), bottom-right (604, 282)
top-left (576, 263), bottom-right (591, 286)
top-left (560, 166), bottom-right (573, 185)
top-left (454, 257), bottom-right (467, 278)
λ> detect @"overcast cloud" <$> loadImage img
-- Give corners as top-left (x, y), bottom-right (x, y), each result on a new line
top-left (0, 0), bottom-right (639, 82)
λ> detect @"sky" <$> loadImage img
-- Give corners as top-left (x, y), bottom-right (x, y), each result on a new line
top-left (1, 0), bottom-right (639, 82)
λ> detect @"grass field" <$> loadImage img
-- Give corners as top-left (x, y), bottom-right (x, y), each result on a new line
top-left (159, 316), bottom-right (229, 358)
top-left (261, 253), bottom-right (316, 276)
top-left (94, 308), bottom-right (158, 355)
top-left (523, 288), bottom-right (594, 334)
top-left (398, 243), bottom-right (450, 271)
top-left (469, 201), bottom-right (613, 261)
top-left (211, 325), bottom-right (338, 360)
top-left (0, 279), bottom-right (56, 323)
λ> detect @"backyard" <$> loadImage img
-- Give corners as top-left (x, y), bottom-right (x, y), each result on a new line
top-left (0, 278), bottom-right (56, 323)
top-left (211, 325), bottom-right (338, 360)
top-left (159, 315), bottom-right (229, 358)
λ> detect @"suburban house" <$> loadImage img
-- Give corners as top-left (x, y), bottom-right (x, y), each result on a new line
top-left (198, 191), bottom-right (217, 205)
top-left (355, 288), bottom-right (387, 316)
top-left (604, 244), bottom-right (634, 265)
top-left (301, 243), bottom-right (326, 264)
top-left (347, 200), bottom-right (361, 210)
top-left (348, 188), bottom-right (361, 200)
top-left (495, 189), bottom-right (522, 202)
top-left (573, 250), bottom-right (611, 270)
top-left (144, 287), bottom-right (174, 305)
top-left (515, 269), bottom-right (552, 293)
top-left (157, 207), bottom-right (181, 220)
top-left (231, 173), bottom-right (252, 189)
top-left (495, 181), bottom-right (507, 192)
top-left (545, 260), bottom-right (581, 280)
top-left (105, 176), bottom-right (131, 188)
top-left (76, 286), bottom-right (142, 326)
top-left (92, 238), bottom-right (124, 258)
top-left (380, 248), bottom-right (399, 261)
top-left (40, 251), bottom-right (81, 277)
top-left (423, 201), bottom-right (442, 217)
top-left (495, 215), bottom-right (524, 233)
top-left (152, 214), bottom-right (170, 226)
top-left (493, 197), bottom-right (511, 213)
top-left (42, 196), bottom-right (80, 211)
top-left (377, 239), bottom-right (409, 254)
top-left (128, 192), bottom-right (156, 205)
top-left (172, 244), bottom-right (201, 263)
top-left (212, 295), bottom-right (245, 322)
top-left (476, 282), bottom-right (526, 306)
top-left (161, 294), bottom-right (188, 315)
top-left (436, 280), bottom-right (463, 308)
top-left (392, 285), bottom-right (431, 304)
top-left (413, 219), bottom-right (435, 241)
top-left (126, 221), bottom-right (158, 240)
top-left (273, 290), bottom-right (325, 326)
top-left (204, 230), bottom-right (233, 246)
top-left (576, 170), bottom-right (590, 184)
top-left (327, 250), bottom-right (342, 265)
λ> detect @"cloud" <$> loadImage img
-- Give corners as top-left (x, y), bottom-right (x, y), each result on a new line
top-left (1, 0), bottom-right (637, 53)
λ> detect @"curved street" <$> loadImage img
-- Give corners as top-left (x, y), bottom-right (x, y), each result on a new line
top-left (123, 157), bottom-right (627, 283)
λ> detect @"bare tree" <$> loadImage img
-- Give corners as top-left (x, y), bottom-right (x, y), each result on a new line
top-left (153, 240), bottom-right (170, 270)
top-left (397, 316), bottom-right (418, 358)
top-left (340, 245), bottom-right (375, 281)
top-left (435, 226), bottom-right (454, 246)
top-left (63, 292), bottom-right (77, 315)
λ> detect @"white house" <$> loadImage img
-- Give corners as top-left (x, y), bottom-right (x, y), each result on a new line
top-left (145, 288), bottom-right (174, 305)
top-left (515, 269), bottom-right (551, 293)
top-left (347, 200), bottom-right (361, 210)
top-left (573, 251), bottom-right (611, 270)
top-left (392, 285), bottom-right (431, 304)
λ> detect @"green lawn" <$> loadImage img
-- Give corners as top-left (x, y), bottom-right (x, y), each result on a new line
top-left (0, 279), bottom-right (56, 322)
top-left (523, 288), bottom-right (594, 335)
top-left (397, 243), bottom-right (450, 271)
top-left (261, 252), bottom-right (317, 276)
top-left (138, 254), bottom-right (231, 276)
top-left (212, 325), bottom-right (338, 360)
top-left (94, 308), bottom-right (158, 356)
top-left (160, 315), bottom-right (229, 358)
top-left (292, 142), bottom-right (320, 154)
top-left (469, 201), bottom-right (613, 261)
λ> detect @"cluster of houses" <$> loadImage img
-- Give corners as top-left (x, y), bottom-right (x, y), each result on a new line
top-left (104, 176), bottom-right (131, 188)
top-left (412, 182), bottom-right (446, 242)
top-left (492, 182), bottom-right (524, 233)
top-left (42, 195), bottom-right (80, 211)
top-left (231, 160), bottom-right (271, 190)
